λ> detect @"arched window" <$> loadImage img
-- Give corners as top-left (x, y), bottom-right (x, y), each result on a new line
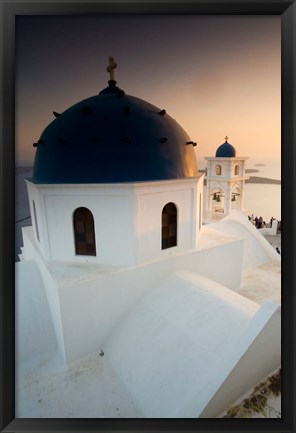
top-left (234, 164), bottom-right (240, 175)
top-left (73, 207), bottom-right (96, 256)
top-left (161, 202), bottom-right (177, 250)
top-left (215, 164), bottom-right (222, 175)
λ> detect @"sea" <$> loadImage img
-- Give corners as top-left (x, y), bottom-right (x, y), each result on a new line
top-left (15, 159), bottom-right (281, 261)
top-left (243, 158), bottom-right (281, 223)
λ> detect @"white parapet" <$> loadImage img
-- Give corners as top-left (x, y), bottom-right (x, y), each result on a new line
top-left (200, 301), bottom-right (281, 417)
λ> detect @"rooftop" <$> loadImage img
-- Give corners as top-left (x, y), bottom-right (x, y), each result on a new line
top-left (32, 58), bottom-right (198, 184)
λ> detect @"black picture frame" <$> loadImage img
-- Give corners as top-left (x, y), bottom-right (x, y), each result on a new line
top-left (1, 1), bottom-right (295, 432)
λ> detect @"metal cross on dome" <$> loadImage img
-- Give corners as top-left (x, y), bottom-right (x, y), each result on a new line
top-left (225, 136), bottom-right (229, 142)
top-left (107, 56), bottom-right (117, 81)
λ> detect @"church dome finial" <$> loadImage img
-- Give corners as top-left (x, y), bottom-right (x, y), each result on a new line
top-left (107, 56), bottom-right (117, 84)
top-left (99, 56), bottom-right (124, 96)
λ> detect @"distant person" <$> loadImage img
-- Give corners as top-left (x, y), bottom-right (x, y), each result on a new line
top-left (276, 247), bottom-right (280, 255)
top-left (255, 216), bottom-right (258, 228)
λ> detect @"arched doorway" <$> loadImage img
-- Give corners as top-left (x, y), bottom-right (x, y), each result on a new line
top-left (161, 202), bottom-right (177, 250)
top-left (73, 207), bottom-right (96, 256)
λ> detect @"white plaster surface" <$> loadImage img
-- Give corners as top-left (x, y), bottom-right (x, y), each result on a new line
top-left (200, 301), bottom-right (281, 417)
top-left (238, 261), bottom-right (281, 305)
top-left (15, 262), bottom-right (280, 418)
top-left (16, 351), bottom-right (143, 418)
top-left (15, 210), bottom-right (281, 418)
top-left (104, 271), bottom-right (260, 418)
top-left (204, 156), bottom-right (248, 215)
top-left (15, 260), bottom-right (57, 364)
top-left (203, 212), bottom-right (280, 268)
top-left (20, 221), bottom-right (244, 364)
top-left (26, 177), bottom-right (203, 266)
top-left (197, 225), bottom-right (239, 250)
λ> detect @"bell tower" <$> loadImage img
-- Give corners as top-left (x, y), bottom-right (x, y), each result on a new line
top-left (203, 137), bottom-right (249, 222)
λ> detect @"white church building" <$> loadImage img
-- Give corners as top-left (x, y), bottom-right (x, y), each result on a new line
top-left (203, 137), bottom-right (249, 222)
top-left (16, 58), bottom-right (281, 418)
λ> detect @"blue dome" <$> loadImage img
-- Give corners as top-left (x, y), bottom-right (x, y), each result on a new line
top-left (215, 140), bottom-right (236, 158)
top-left (32, 80), bottom-right (198, 184)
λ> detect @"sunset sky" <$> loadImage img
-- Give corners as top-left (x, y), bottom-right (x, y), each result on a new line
top-left (15, 15), bottom-right (281, 168)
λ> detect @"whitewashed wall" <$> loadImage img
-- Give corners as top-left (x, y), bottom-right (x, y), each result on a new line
top-left (26, 177), bottom-right (203, 266)
top-left (15, 260), bottom-right (58, 364)
top-left (104, 271), bottom-right (259, 418)
top-left (203, 157), bottom-right (249, 215)
top-left (22, 224), bottom-right (243, 363)
top-left (135, 179), bottom-right (201, 263)
top-left (61, 239), bottom-right (243, 363)
top-left (205, 157), bottom-right (248, 179)
top-left (27, 182), bottom-right (137, 266)
top-left (22, 228), bottom-right (67, 361)
top-left (199, 302), bottom-right (281, 417)
top-left (26, 181), bottom-right (50, 260)
top-left (211, 212), bottom-right (280, 268)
